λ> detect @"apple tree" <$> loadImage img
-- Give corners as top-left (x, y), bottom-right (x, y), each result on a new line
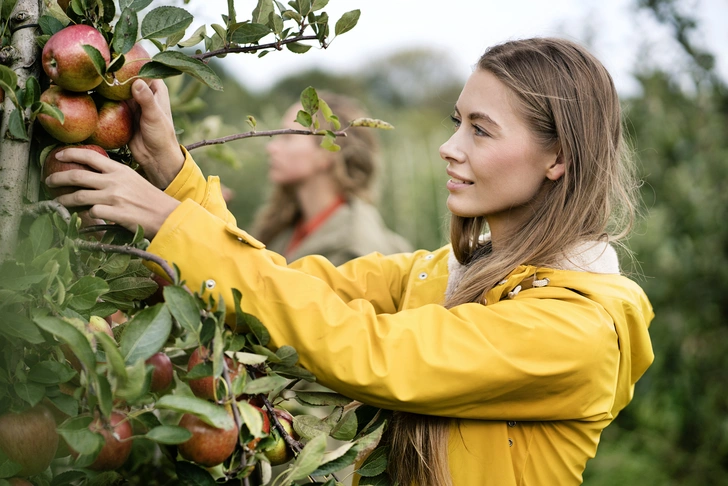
top-left (0, 1), bottom-right (393, 485)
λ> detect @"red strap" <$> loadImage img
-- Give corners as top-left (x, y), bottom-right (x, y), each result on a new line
top-left (285, 195), bottom-right (346, 256)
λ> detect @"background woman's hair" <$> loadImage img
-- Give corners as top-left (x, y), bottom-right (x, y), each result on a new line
top-left (387, 36), bottom-right (640, 486)
top-left (251, 92), bottom-right (381, 244)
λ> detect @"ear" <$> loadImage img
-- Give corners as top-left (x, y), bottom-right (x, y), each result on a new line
top-left (545, 151), bottom-right (565, 181)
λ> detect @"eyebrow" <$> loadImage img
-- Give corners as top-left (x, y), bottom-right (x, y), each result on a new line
top-left (454, 107), bottom-right (502, 132)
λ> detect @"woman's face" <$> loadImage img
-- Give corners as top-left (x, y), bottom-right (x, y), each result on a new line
top-left (265, 104), bottom-right (332, 186)
top-left (439, 69), bottom-right (563, 236)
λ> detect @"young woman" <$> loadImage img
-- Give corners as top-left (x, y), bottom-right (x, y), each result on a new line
top-left (253, 93), bottom-right (412, 265)
top-left (46, 37), bottom-right (654, 485)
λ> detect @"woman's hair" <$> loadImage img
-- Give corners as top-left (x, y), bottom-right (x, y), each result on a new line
top-left (251, 92), bottom-right (380, 244)
top-left (387, 37), bottom-right (640, 486)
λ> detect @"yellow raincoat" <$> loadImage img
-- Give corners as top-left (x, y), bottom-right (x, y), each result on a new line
top-left (148, 153), bottom-right (654, 485)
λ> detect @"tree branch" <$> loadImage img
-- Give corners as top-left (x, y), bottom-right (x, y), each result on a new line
top-left (191, 35), bottom-right (320, 61)
top-left (23, 200), bottom-right (71, 223)
top-left (72, 239), bottom-right (179, 284)
top-left (185, 128), bottom-right (347, 151)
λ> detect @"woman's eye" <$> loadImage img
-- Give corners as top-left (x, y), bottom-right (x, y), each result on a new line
top-left (474, 125), bottom-right (488, 137)
top-left (450, 115), bottom-right (461, 129)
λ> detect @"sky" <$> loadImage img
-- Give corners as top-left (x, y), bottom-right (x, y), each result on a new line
top-left (187, 0), bottom-right (728, 96)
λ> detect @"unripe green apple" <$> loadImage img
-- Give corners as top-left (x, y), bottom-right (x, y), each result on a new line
top-left (0, 405), bottom-right (60, 477)
top-left (263, 408), bottom-right (297, 466)
top-left (177, 410), bottom-right (238, 467)
top-left (85, 98), bottom-right (133, 150)
top-left (96, 43), bottom-right (151, 100)
top-left (42, 24), bottom-right (110, 92)
top-left (38, 86), bottom-right (98, 143)
top-left (42, 144), bottom-right (108, 198)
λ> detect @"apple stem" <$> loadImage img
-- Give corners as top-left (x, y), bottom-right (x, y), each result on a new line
top-left (185, 127), bottom-right (348, 151)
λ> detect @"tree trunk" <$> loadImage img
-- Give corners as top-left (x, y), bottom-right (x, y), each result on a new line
top-left (0, 0), bottom-right (41, 260)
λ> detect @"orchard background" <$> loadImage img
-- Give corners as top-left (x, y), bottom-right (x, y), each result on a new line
top-left (1, 0), bottom-right (727, 485)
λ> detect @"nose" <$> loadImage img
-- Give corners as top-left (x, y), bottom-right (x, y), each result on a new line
top-left (439, 132), bottom-right (464, 164)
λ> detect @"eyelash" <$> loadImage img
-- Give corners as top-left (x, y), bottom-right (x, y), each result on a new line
top-left (450, 115), bottom-right (488, 137)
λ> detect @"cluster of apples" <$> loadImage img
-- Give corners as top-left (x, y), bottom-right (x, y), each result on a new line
top-left (38, 24), bottom-right (151, 195)
top-left (181, 346), bottom-right (298, 468)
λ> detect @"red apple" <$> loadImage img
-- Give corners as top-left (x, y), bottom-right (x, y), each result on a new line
top-left (38, 86), bottom-right (98, 143)
top-left (263, 408), bottom-right (296, 466)
top-left (42, 144), bottom-right (108, 198)
top-left (144, 273), bottom-right (170, 306)
top-left (186, 347), bottom-right (238, 401)
top-left (177, 410), bottom-right (238, 467)
top-left (85, 99), bottom-right (133, 150)
top-left (70, 411), bottom-right (133, 471)
top-left (96, 43), bottom-right (151, 100)
top-left (0, 405), bottom-right (60, 477)
top-left (42, 24), bottom-right (110, 92)
top-left (146, 352), bottom-right (174, 392)
top-left (79, 210), bottom-right (106, 240)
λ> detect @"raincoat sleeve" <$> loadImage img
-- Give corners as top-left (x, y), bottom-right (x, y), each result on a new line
top-left (149, 153), bottom-right (640, 423)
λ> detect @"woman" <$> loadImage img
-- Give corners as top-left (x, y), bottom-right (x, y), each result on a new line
top-left (253, 93), bottom-right (412, 265)
top-left (47, 37), bottom-right (654, 485)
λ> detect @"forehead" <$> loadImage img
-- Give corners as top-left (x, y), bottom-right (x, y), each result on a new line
top-left (456, 69), bottom-right (519, 123)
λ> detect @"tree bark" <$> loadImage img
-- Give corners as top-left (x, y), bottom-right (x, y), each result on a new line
top-left (0, 0), bottom-right (41, 260)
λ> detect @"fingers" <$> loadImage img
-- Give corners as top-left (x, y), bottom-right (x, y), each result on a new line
top-left (132, 79), bottom-right (172, 123)
top-left (51, 148), bottom-right (116, 173)
top-left (148, 79), bottom-right (172, 116)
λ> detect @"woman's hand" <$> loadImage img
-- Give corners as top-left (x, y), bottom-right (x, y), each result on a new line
top-left (126, 79), bottom-right (185, 189)
top-left (44, 147), bottom-right (180, 238)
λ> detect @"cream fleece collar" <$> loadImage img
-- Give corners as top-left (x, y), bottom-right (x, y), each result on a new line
top-left (445, 239), bottom-right (620, 301)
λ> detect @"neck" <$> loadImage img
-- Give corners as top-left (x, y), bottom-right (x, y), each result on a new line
top-left (296, 175), bottom-right (343, 222)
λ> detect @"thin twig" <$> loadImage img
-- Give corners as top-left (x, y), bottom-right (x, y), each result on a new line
top-left (191, 35), bottom-right (320, 61)
top-left (23, 200), bottom-right (71, 222)
top-left (184, 128), bottom-right (348, 151)
top-left (222, 359), bottom-right (250, 486)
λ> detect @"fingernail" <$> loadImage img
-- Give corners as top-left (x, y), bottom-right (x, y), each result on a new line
top-left (55, 150), bottom-right (65, 160)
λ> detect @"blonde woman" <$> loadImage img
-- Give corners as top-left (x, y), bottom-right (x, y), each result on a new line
top-left (253, 93), bottom-right (412, 265)
top-left (48, 36), bottom-right (654, 485)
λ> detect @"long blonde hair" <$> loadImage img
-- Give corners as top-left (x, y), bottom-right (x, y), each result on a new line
top-left (251, 93), bottom-right (380, 244)
top-left (387, 37), bottom-right (639, 486)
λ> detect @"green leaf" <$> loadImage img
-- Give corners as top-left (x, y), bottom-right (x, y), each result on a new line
top-left (1, 0), bottom-right (19, 24)
top-left (13, 381), bottom-right (45, 406)
top-left (295, 109), bottom-right (312, 127)
top-left (178, 25), bottom-right (207, 48)
top-left (39, 14), bottom-right (65, 35)
top-left (312, 0), bottom-right (328, 10)
top-left (270, 363), bottom-right (316, 381)
top-left (232, 289), bottom-right (270, 345)
top-left (100, 253), bottom-right (131, 275)
top-left (58, 416), bottom-right (105, 456)
top-left (0, 311), bottom-right (45, 344)
top-left (275, 345), bottom-right (298, 367)
top-left (113, 7), bottom-right (139, 55)
top-left (47, 393), bottom-right (79, 418)
top-left (100, 0), bottom-right (116, 23)
top-left (286, 41), bottom-right (311, 54)
top-left (104, 276), bottom-right (157, 303)
top-left (28, 360), bottom-right (77, 384)
top-left (330, 409), bottom-right (357, 441)
top-left (291, 0), bottom-right (311, 16)
top-left (349, 118), bottom-right (394, 130)
top-left (0, 450), bottom-right (23, 478)
top-left (8, 109), bottom-right (28, 141)
top-left (289, 433), bottom-right (327, 480)
top-left (115, 358), bottom-right (147, 401)
top-left (29, 213), bottom-right (53, 258)
top-left (300, 86), bottom-right (319, 115)
top-left (230, 23), bottom-right (270, 44)
top-left (122, 0), bottom-right (153, 12)
top-left (141, 6), bottom-right (193, 39)
top-left (163, 285), bottom-right (201, 334)
top-left (31, 100), bottom-right (64, 123)
top-left (155, 395), bottom-right (235, 430)
top-left (252, 0), bottom-right (274, 24)
top-left (94, 373), bottom-right (113, 417)
top-left (292, 414), bottom-right (331, 440)
top-left (49, 470), bottom-right (87, 486)
top-left (294, 391), bottom-right (352, 407)
top-left (22, 75), bottom-right (41, 107)
top-left (242, 374), bottom-right (288, 395)
top-left (319, 98), bottom-right (340, 129)
top-left (95, 331), bottom-right (128, 383)
top-left (358, 473), bottom-right (392, 486)
top-left (119, 304), bottom-right (172, 365)
top-left (175, 461), bottom-right (216, 485)
top-left (34, 316), bottom-right (96, 370)
top-left (236, 400), bottom-right (264, 436)
top-left (232, 351), bottom-right (267, 365)
top-left (357, 445), bottom-right (389, 477)
top-left (145, 425), bottom-right (192, 444)
top-left (81, 45), bottom-right (107, 76)
top-left (334, 9), bottom-right (360, 36)
top-left (148, 51), bottom-right (222, 91)
top-left (67, 276), bottom-right (110, 311)
top-left (0, 65), bottom-right (17, 94)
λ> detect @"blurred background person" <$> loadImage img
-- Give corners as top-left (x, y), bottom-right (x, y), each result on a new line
top-left (251, 92), bottom-right (413, 265)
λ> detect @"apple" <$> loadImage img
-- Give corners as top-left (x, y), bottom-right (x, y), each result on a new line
top-left (0, 405), bottom-right (60, 477)
top-left (146, 352), bottom-right (174, 392)
top-left (177, 410), bottom-right (238, 467)
top-left (85, 99), bottom-right (133, 150)
top-left (144, 274), bottom-right (170, 306)
top-left (96, 43), bottom-right (151, 100)
top-left (263, 408), bottom-right (297, 466)
top-left (70, 411), bottom-right (133, 471)
top-left (42, 24), bottom-right (110, 92)
top-left (42, 144), bottom-right (108, 198)
top-left (246, 405), bottom-right (270, 450)
top-left (79, 210), bottom-right (106, 241)
top-left (38, 86), bottom-right (99, 143)
top-left (7, 479), bottom-right (34, 486)
top-left (186, 346), bottom-right (238, 401)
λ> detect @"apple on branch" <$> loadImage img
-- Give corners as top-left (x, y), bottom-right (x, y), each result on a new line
top-left (0, 405), bottom-right (60, 477)
top-left (70, 411), bottom-right (133, 471)
top-left (85, 98), bottom-right (133, 150)
top-left (263, 408), bottom-right (298, 466)
top-left (38, 86), bottom-right (99, 144)
top-left (42, 144), bottom-right (108, 198)
top-left (146, 351), bottom-right (174, 393)
top-left (186, 346), bottom-right (240, 401)
top-left (42, 24), bottom-right (111, 92)
top-left (96, 43), bottom-right (152, 101)
top-left (177, 409), bottom-right (238, 467)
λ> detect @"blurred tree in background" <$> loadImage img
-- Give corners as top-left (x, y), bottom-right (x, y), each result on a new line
top-left (170, 0), bottom-right (728, 483)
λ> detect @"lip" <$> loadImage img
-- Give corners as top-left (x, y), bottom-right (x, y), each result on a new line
top-left (446, 169), bottom-right (473, 191)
